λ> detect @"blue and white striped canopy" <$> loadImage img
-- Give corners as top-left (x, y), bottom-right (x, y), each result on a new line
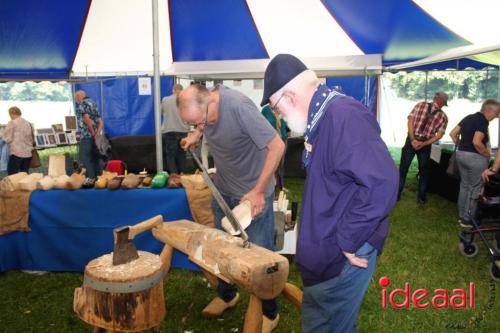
top-left (0, 0), bottom-right (498, 79)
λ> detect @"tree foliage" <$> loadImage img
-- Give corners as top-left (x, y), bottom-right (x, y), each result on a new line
top-left (385, 70), bottom-right (499, 102)
top-left (0, 82), bottom-right (72, 101)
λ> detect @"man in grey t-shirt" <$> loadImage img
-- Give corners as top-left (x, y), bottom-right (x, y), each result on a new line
top-left (178, 84), bottom-right (285, 332)
top-left (161, 84), bottom-right (189, 174)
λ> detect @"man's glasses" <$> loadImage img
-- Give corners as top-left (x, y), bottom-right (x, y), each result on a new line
top-left (270, 94), bottom-right (285, 115)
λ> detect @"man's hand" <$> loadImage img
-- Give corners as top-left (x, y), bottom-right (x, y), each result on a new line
top-left (411, 139), bottom-right (422, 150)
top-left (180, 133), bottom-right (199, 151)
top-left (482, 168), bottom-right (495, 183)
top-left (241, 189), bottom-right (265, 218)
top-left (343, 251), bottom-right (368, 268)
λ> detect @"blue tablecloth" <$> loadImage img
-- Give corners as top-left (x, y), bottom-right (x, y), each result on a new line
top-left (0, 188), bottom-right (199, 272)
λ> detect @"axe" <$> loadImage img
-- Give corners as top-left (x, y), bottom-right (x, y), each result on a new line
top-left (112, 215), bottom-right (164, 265)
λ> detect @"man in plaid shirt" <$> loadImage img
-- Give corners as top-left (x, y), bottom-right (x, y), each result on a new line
top-left (398, 91), bottom-right (449, 205)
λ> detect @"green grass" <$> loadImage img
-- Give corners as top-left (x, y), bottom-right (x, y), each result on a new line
top-left (1, 150), bottom-right (499, 332)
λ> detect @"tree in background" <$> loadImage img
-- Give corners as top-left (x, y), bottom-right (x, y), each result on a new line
top-left (386, 70), bottom-right (499, 102)
top-left (0, 82), bottom-right (72, 101)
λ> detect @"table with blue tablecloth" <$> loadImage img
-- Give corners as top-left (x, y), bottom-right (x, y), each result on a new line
top-left (0, 188), bottom-right (199, 272)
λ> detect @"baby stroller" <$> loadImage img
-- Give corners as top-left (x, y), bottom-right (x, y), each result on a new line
top-left (458, 174), bottom-right (500, 281)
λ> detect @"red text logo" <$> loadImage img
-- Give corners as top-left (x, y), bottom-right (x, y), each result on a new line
top-left (379, 276), bottom-right (475, 309)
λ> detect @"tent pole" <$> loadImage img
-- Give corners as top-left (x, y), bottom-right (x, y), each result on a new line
top-left (424, 71), bottom-right (428, 101)
top-left (364, 68), bottom-right (369, 107)
top-left (152, 0), bottom-right (163, 172)
top-left (100, 80), bottom-right (104, 118)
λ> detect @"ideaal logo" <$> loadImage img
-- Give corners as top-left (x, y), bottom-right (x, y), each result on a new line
top-left (379, 276), bottom-right (475, 309)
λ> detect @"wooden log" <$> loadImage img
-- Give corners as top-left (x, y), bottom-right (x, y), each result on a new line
top-left (282, 282), bottom-right (303, 310)
top-left (74, 251), bottom-right (166, 332)
top-left (201, 269), bottom-right (219, 289)
top-left (36, 176), bottom-right (56, 190)
top-left (221, 200), bottom-right (251, 235)
top-left (243, 294), bottom-right (262, 333)
top-left (152, 220), bottom-right (289, 300)
top-left (18, 173), bottom-right (43, 191)
top-left (0, 172), bottom-right (28, 192)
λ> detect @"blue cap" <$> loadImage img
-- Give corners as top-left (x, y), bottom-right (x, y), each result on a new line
top-left (261, 54), bottom-right (307, 106)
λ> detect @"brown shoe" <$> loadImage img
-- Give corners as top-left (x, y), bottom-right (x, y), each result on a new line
top-left (201, 293), bottom-right (240, 318)
top-left (262, 314), bottom-right (279, 333)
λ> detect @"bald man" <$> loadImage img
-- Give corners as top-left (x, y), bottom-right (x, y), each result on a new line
top-left (74, 90), bottom-right (103, 179)
top-left (178, 84), bottom-right (285, 332)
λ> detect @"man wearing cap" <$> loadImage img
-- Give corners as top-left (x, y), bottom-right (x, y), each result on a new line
top-left (398, 91), bottom-right (449, 205)
top-left (262, 54), bottom-right (398, 333)
top-left (177, 83), bottom-right (285, 332)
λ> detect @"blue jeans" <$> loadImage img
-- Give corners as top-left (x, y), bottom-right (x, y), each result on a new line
top-left (302, 242), bottom-right (378, 333)
top-left (398, 136), bottom-right (431, 202)
top-left (211, 193), bottom-right (277, 319)
top-left (79, 137), bottom-right (101, 179)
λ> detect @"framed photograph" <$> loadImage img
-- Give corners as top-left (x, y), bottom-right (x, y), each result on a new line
top-left (46, 133), bottom-right (57, 146)
top-left (52, 124), bottom-right (64, 133)
top-left (56, 132), bottom-right (68, 145)
top-left (35, 134), bottom-right (46, 147)
top-left (65, 116), bottom-right (77, 131)
top-left (66, 131), bottom-right (77, 144)
top-left (37, 128), bottom-right (54, 135)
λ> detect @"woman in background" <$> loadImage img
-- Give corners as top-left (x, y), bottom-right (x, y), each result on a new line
top-left (449, 99), bottom-right (500, 227)
top-left (2, 106), bottom-right (33, 175)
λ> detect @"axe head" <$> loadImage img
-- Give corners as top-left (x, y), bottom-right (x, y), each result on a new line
top-left (112, 226), bottom-right (139, 265)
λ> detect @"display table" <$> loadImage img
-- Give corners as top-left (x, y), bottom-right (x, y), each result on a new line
top-left (0, 188), bottom-right (199, 272)
top-left (428, 144), bottom-right (460, 202)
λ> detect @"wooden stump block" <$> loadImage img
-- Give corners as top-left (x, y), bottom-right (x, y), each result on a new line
top-left (74, 251), bottom-right (166, 332)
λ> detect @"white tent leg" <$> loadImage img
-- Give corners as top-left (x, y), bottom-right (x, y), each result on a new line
top-left (152, 0), bottom-right (163, 172)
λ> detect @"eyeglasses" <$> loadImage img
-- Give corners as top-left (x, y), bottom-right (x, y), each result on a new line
top-left (270, 94), bottom-right (285, 115)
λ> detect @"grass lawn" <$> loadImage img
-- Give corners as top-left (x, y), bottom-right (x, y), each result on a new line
top-left (1, 149), bottom-right (499, 332)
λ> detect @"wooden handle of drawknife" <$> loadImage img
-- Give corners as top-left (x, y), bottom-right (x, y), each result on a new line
top-left (128, 215), bottom-right (164, 240)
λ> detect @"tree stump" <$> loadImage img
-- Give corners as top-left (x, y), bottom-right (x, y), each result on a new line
top-left (74, 251), bottom-right (166, 332)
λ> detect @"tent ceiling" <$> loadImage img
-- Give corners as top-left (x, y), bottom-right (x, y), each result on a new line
top-left (0, 0), bottom-right (90, 79)
top-left (1, 0), bottom-right (499, 79)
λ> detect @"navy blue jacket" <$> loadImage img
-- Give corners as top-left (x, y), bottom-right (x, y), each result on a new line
top-left (296, 95), bottom-right (398, 287)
